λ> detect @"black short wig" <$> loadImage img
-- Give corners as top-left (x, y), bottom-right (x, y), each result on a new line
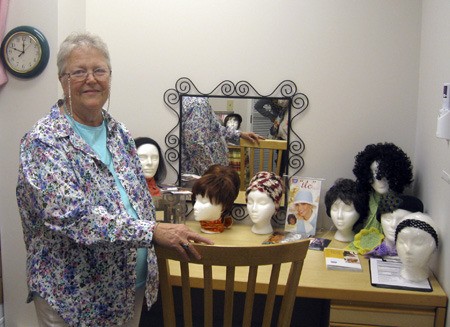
top-left (324, 178), bottom-right (368, 229)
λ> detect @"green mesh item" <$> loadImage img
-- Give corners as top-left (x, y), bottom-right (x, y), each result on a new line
top-left (350, 227), bottom-right (384, 255)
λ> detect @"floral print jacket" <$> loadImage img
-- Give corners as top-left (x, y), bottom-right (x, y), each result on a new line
top-left (181, 97), bottom-right (240, 175)
top-left (16, 104), bottom-right (158, 326)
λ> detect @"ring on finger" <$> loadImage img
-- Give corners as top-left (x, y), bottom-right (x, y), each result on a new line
top-left (180, 242), bottom-right (190, 250)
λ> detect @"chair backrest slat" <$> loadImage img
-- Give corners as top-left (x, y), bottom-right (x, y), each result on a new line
top-left (242, 266), bottom-right (258, 326)
top-left (237, 139), bottom-right (288, 190)
top-left (180, 262), bottom-right (193, 327)
top-left (155, 240), bottom-right (309, 327)
top-left (224, 266), bottom-right (236, 326)
top-left (203, 265), bottom-right (213, 327)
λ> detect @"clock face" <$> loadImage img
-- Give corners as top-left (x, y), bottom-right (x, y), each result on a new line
top-left (0, 26), bottom-right (50, 78)
top-left (4, 32), bottom-right (42, 73)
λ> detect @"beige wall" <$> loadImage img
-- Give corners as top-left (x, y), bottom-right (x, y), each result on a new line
top-left (86, 0), bottom-right (421, 222)
top-left (1, 1), bottom-right (448, 326)
top-left (416, 0), bottom-right (450, 296)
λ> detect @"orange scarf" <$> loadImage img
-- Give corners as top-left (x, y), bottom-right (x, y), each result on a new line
top-left (146, 178), bottom-right (161, 197)
top-left (199, 216), bottom-right (233, 234)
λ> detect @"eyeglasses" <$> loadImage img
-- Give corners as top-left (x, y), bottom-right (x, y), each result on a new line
top-left (63, 68), bottom-right (111, 82)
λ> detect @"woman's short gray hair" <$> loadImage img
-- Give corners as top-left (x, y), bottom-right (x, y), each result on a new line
top-left (57, 31), bottom-right (111, 77)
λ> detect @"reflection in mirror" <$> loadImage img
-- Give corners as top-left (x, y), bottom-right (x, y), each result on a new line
top-left (163, 78), bottom-right (309, 191)
top-left (180, 96), bottom-right (290, 178)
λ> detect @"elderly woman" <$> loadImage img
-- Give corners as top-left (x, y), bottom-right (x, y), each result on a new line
top-left (16, 32), bottom-right (212, 327)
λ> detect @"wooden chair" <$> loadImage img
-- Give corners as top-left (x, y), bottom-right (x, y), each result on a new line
top-left (238, 139), bottom-right (288, 191)
top-left (155, 240), bottom-right (310, 327)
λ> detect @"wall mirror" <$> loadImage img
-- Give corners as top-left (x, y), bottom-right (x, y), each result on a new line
top-left (163, 77), bottom-right (309, 191)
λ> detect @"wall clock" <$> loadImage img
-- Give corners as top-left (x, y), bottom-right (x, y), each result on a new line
top-left (0, 26), bottom-right (50, 78)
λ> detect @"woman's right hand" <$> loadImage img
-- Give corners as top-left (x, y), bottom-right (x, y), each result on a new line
top-left (240, 131), bottom-right (264, 145)
top-left (153, 223), bottom-right (214, 261)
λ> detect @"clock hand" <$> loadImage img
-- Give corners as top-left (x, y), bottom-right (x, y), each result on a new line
top-left (19, 42), bottom-right (34, 57)
top-left (11, 47), bottom-right (24, 53)
top-left (22, 42), bottom-right (33, 53)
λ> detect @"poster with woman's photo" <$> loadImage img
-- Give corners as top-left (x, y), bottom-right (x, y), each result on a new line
top-left (285, 177), bottom-right (323, 236)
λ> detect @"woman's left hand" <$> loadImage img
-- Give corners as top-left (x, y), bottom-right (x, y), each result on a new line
top-left (152, 223), bottom-right (214, 261)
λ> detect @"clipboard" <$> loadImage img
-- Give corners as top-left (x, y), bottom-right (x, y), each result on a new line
top-left (369, 257), bottom-right (432, 292)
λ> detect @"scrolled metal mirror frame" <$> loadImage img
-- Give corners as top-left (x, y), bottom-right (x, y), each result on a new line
top-left (164, 77), bottom-right (309, 194)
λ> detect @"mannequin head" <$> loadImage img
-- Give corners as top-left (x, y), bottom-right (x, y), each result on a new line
top-left (395, 213), bottom-right (439, 282)
top-left (370, 161), bottom-right (389, 195)
top-left (193, 194), bottom-right (223, 221)
top-left (245, 172), bottom-right (283, 211)
top-left (246, 190), bottom-right (275, 234)
top-left (377, 193), bottom-right (423, 248)
top-left (277, 99), bottom-right (289, 108)
top-left (325, 178), bottom-right (367, 242)
top-left (137, 143), bottom-right (159, 179)
top-left (245, 172), bottom-right (283, 234)
top-left (134, 137), bottom-right (167, 183)
top-left (353, 142), bottom-right (413, 195)
top-left (192, 173), bottom-right (238, 221)
top-left (224, 113), bottom-right (242, 130)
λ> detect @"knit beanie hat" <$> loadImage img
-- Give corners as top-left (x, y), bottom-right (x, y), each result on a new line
top-left (377, 191), bottom-right (424, 221)
top-left (245, 172), bottom-right (283, 212)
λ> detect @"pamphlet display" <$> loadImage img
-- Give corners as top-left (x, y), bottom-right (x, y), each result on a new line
top-left (285, 176), bottom-right (323, 236)
top-left (309, 238), bottom-right (331, 251)
top-left (324, 248), bottom-right (362, 272)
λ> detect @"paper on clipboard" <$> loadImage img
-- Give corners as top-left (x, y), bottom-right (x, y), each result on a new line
top-left (369, 258), bottom-right (432, 292)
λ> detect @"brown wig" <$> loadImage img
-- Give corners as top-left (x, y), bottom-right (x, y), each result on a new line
top-left (191, 173), bottom-right (238, 218)
top-left (203, 164), bottom-right (240, 198)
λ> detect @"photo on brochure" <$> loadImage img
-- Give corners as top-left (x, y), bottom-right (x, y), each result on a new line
top-left (284, 176), bottom-right (323, 237)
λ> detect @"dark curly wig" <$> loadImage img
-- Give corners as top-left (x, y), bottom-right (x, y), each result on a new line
top-left (325, 178), bottom-right (368, 229)
top-left (352, 142), bottom-right (413, 194)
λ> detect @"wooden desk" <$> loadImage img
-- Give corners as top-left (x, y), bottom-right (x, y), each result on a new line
top-left (169, 222), bottom-right (448, 327)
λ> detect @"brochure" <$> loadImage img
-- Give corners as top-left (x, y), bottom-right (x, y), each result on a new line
top-left (324, 248), bottom-right (362, 272)
top-left (309, 237), bottom-right (331, 251)
top-left (284, 176), bottom-right (323, 237)
top-left (262, 231), bottom-right (308, 244)
top-left (369, 258), bottom-right (432, 292)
